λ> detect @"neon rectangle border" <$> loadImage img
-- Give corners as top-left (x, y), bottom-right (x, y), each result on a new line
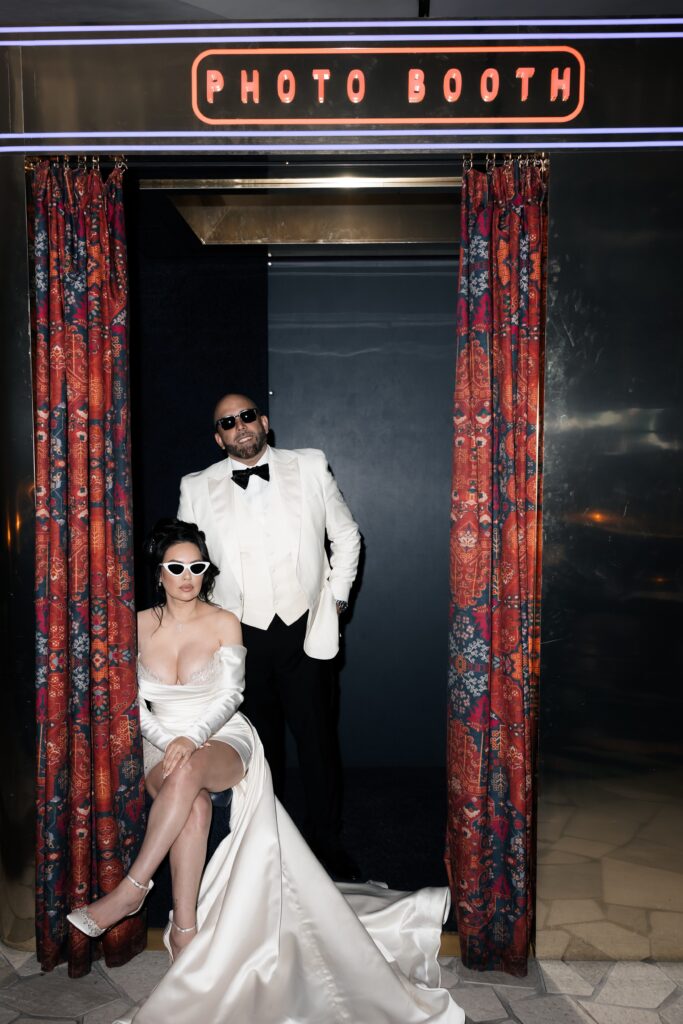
top-left (2, 20), bottom-right (680, 150)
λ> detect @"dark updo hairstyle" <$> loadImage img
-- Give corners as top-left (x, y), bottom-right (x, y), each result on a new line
top-left (144, 518), bottom-right (220, 616)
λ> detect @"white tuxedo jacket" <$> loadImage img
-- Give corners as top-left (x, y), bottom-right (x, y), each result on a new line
top-left (178, 447), bottom-right (360, 660)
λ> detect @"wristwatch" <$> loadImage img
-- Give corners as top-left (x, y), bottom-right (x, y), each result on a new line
top-left (336, 600), bottom-right (349, 614)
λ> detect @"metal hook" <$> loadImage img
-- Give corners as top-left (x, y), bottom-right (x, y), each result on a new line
top-left (486, 153), bottom-right (496, 173)
top-left (462, 152), bottom-right (473, 173)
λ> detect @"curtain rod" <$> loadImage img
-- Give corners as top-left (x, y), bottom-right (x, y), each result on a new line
top-left (139, 175), bottom-right (462, 191)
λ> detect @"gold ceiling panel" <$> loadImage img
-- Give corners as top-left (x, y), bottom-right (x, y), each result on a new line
top-left (170, 190), bottom-right (460, 245)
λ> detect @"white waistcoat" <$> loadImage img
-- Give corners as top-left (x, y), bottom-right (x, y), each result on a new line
top-left (232, 479), bottom-right (309, 630)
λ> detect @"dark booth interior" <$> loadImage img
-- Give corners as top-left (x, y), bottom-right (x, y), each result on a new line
top-left (124, 160), bottom-right (461, 915)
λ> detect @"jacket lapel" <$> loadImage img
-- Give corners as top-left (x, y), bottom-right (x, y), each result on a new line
top-left (207, 464), bottom-right (244, 590)
top-left (269, 448), bottom-right (302, 565)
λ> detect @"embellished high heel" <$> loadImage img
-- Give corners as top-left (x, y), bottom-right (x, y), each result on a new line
top-left (66, 874), bottom-right (154, 938)
top-left (162, 911), bottom-right (197, 964)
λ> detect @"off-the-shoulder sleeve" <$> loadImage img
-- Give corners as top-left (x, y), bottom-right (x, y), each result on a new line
top-left (181, 645), bottom-right (246, 749)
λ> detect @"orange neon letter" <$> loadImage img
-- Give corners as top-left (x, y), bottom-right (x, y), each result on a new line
top-left (550, 66), bottom-right (572, 101)
top-left (347, 69), bottom-right (365, 103)
top-left (480, 68), bottom-right (500, 102)
top-left (408, 68), bottom-right (426, 103)
top-left (311, 68), bottom-right (331, 103)
top-left (241, 69), bottom-right (260, 104)
top-left (515, 67), bottom-right (535, 102)
top-left (277, 69), bottom-right (296, 104)
top-left (206, 69), bottom-right (224, 105)
top-left (443, 68), bottom-right (462, 103)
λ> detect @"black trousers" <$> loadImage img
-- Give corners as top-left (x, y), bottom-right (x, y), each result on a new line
top-left (240, 612), bottom-right (342, 848)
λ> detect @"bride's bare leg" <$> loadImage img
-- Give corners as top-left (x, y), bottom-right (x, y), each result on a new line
top-left (168, 789), bottom-right (213, 958)
top-left (82, 743), bottom-right (244, 930)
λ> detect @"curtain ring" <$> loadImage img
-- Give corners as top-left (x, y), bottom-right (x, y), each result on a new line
top-left (113, 154), bottom-right (128, 171)
top-left (486, 153), bottom-right (495, 173)
top-left (91, 154), bottom-right (100, 171)
top-left (462, 152), bottom-right (473, 173)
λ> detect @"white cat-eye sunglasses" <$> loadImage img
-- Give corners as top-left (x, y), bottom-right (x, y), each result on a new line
top-left (159, 561), bottom-right (210, 577)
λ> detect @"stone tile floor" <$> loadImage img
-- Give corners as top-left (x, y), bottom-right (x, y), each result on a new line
top-left (536, 770), bottom-right (683, 961)
top-left (1, 942), bottom-right (682, 1024)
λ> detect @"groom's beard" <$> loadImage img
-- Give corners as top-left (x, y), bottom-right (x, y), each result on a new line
top-left (225, 427), bottom-right (267, 461)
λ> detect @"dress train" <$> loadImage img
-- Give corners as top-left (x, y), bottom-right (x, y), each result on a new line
top-left (115, 730), bottom-right (463, 1024)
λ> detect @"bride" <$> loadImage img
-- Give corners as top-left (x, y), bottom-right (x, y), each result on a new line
top-left (68, 519), bottom-right (463, 1023)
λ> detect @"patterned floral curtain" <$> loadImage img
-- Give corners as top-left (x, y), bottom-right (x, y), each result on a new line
top-left (31, 159), bottom-right (146, 977)
top-left (445, 157), bottom-right (547, 976)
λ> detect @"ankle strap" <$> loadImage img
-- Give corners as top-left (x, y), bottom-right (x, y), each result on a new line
top-left (171, 920), bottom-right (197, 934)
top-left (126, 873), bottom-right (151, 893)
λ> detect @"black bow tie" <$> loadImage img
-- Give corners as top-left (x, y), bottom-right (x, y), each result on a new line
top-left (231, 463), bottom-right (270, 489)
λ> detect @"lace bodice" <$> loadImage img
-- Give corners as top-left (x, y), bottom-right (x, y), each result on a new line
top-left (138, 647), bottom-right (227, 688)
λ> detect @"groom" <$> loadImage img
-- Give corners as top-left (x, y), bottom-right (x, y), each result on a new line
top-left (178, 392), bottom-right (361, 880)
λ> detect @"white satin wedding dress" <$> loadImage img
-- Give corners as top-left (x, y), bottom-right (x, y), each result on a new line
top-left (118, 644), bottom-right (463, 1024)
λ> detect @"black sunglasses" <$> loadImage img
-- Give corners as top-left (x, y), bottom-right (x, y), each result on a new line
top-left (215, 407), bottom-right (259, 432)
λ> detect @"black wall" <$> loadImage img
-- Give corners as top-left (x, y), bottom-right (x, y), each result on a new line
top-left (542, 152), bottom-right (683, 775)
top-left (268, 255), bottom-right (458, 766)
top-left (537, 151), bottom-right (683, 958)
top-left (126, 183), bottom-right (269, 606)
top-left (0, 156), bottom-right (36, 946)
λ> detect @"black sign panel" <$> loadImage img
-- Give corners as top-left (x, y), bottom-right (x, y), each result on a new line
top-left (0, 20), bottom-right (681, 153)
top-left (192, 47), bottom-right (585, 125)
